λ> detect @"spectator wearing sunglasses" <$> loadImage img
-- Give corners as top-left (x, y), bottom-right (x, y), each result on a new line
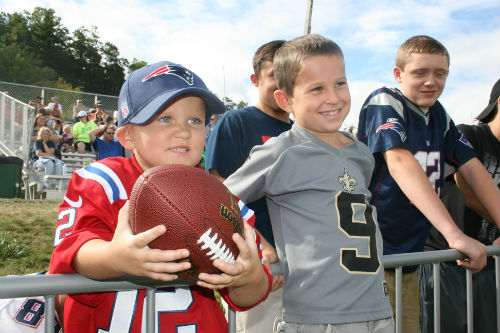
top-left (88, 124), bottom-right (124, 160)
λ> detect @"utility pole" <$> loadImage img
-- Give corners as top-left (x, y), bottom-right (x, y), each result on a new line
top-left (304, 0), bottom-right (313, 35)
top-left (223, 65), bottom-right (226, 111)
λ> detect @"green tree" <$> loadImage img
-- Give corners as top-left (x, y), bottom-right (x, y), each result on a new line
top-left (0, 7), bottom-right (129, 95)
top-left (25, 8), bottom-right (72, 79)
top-left (236, 100), bottom-right (248, 109)
top-left (128, 58), bottom-right (148, 73)
top-left (0, 12), bottom-right (32, 49)
top-left (68, 26), bottom-right (128, 94)
top-left (0, 43), bottom-right (57, 85)
top-left (223, 97), bottom-right (236, 111)
top-left (221, 97), bottom-right (248, 112)
top-left (69, 26), bottom-right (105, 92)
top-left (102, 42), bottom-right (129, 94)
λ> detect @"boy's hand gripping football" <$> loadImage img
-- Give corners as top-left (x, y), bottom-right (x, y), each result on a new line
top-left (196, 219), bottom-right (270, 307)
top-left (107, 202), bottom-right (191, 281)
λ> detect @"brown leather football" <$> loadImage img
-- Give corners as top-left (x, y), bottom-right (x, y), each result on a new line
top-left (129, 164), bottom-right (243, 281)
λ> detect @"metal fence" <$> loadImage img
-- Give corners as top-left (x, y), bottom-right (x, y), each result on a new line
top-left (0, 93), bottom-right (35, 164)
top-left (0, 86), bottom-right (118, 179)
top-left (0, 246), bottom-right (499, 333)
top-left (0, 81), bottom-right (118, 122)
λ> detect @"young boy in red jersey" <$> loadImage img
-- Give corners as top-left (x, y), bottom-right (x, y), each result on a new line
top-left (49, 61), bottom-right (271, 333)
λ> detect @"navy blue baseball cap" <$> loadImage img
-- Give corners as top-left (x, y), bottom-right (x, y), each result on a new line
top-left (476, 78), bottom-right (500, 123)
top-left (118, 61), bottom-right (225, 127)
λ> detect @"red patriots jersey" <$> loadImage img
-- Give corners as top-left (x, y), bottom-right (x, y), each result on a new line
top-left (49, 155), bottom-right (270, 333)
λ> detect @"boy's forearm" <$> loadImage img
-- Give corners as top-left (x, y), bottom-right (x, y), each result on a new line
top-left (259, 232), bottom-right (278, 264)
top-left (454, 172), bottom-right (495, 223)
top-left (227, 265), bottom-right (270, 308)
top-left (458, 158), bottom-right (500, 228)
top-left (73, 239), bottom-right (123, 280)
top-left (383, 148), bottom-right (462, 240)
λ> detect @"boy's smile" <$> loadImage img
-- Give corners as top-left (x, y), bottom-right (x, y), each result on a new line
top-left (120, 96), bottom-right (207, 171)
top-left (394, 53), bottom-right (449, 111)
top-left (285, 54), bottom-right (350, 145)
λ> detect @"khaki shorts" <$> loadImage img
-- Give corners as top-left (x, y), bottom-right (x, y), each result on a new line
top-left (384, 270), bottom-right (420, 333)
top-left (274, 317), bottom-right (394, 333)
top-left (235, 288), bottom-right (283, 333)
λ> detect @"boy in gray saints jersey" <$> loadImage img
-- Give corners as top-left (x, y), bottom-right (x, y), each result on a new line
top-left (225, 34), bottom-right (394, 333)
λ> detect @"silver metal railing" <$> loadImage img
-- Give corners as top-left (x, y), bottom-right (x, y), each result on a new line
top-left (1, 246), bottom-right (499, 333)
top-left (382, 246), bottom-right (500, 333)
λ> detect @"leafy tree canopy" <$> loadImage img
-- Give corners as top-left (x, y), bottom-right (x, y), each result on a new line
top-left (223, 97), bottom-right (248, 112)
top-left (0, 7), bottom-right (248, 107)
top-left (0, 7), bottom-right (132, 95)
top-left (128, 58), bottom-right (148, 73)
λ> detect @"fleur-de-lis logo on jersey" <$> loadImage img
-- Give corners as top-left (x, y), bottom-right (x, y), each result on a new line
top-left (338, 168), bottom-right (357, 193)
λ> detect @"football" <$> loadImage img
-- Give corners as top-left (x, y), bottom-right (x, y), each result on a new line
top-left (129, 164), bottom-right (244, 281)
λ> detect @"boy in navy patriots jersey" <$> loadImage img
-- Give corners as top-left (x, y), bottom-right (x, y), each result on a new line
top-left (49, 61), bottom-right (271, 333)
top-left (357, 35), bottom-right (500, 332)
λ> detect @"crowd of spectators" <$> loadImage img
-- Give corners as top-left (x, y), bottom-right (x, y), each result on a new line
top-left (28, 97), bottom-right (123, 188)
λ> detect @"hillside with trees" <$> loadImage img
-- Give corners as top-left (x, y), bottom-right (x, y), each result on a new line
top-left (0, 7), bottom-right (129, 95)
top-left (0, 7), bottom-right (249, 108)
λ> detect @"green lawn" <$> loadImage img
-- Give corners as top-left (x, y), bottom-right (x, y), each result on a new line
top-left (0, 198), bottom-right (225, 312)
top-left (0, 198), bottom-right (61, 276)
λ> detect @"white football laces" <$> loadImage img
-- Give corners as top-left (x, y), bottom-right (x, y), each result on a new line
top-left (197, 228), bottom-right (236, 264)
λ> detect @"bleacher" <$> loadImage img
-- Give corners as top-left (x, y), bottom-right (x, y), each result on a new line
top-left (27, 152), bottom-right (96, 200)
top-left (0, 91), bottom-right (100, 200)
top-left (0, 82), bottom-right (118, 200)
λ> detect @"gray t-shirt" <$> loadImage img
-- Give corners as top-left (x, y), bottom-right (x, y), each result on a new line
top-left (225, 125), bottom-right (392, 324)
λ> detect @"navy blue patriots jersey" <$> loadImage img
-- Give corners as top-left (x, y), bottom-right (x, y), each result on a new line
top-left (357, 87), bottom-right (475, 256)
top-left (205, 106), bottom-right (292, 246)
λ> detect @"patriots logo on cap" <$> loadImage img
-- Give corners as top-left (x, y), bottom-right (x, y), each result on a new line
top-left (142, 65), bottom-right (194, 85)
top-left (120, 101), bottom-right (129, 119)
top-left (376, 120), bottom-right (406, 142)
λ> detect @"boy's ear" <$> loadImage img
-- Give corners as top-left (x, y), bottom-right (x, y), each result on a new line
top-left (393, 66), bottom-right (403, 84)
top-left (250, 74), bottom-right (259, 87)
top-left (274, 90), bottom-right (294, 114)
top-left (116, 125), bottom-right (134, 151)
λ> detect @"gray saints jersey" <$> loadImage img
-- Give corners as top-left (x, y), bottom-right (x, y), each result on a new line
top-left (225, 125), bottom-right (392, 324)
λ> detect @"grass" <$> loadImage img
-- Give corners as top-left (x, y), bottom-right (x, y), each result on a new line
top-left (0, 231), bottom-right (29, 259)
top-left (0, 198), bottom-right (61, 276)
top-left (0, 198), bottom-right (226, 312)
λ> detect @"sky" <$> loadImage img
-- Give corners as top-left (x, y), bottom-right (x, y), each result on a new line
top-left (1, 0), bottom-right (499, 127)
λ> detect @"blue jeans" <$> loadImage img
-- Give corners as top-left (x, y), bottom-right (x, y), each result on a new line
top-left (33, 157), bottom-right (64, 187)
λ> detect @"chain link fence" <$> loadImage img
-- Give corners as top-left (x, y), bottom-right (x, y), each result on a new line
top-left (0, 81), bottom-right (118, 123)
